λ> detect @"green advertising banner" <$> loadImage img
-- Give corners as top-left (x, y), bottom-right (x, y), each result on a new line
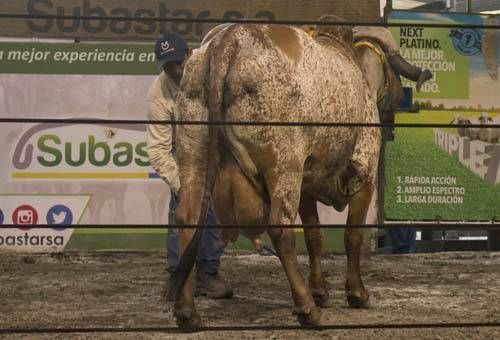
top-left (385, 11), bottom-right (500, 221)
top-left (389, 24), bottom-right (470, 99)
top-left (0, 42), bottom-right (160, 75)
top-left (389, 13), bottom-right (472, 99)
top-left (385, 110), bottom-right (500, 221)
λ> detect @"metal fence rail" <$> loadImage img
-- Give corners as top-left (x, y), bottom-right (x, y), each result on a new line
top-left (1, 223), bottom-right (499, 229)
top-left (1, 117), bottom-right (500, 129)
top-left (1, 322), bottom-right (500, 335)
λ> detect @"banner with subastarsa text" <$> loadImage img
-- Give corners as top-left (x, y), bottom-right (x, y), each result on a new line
top-left (0, 41), bottom-right (373, 252)
top-left (385, 11), bottom-right (500, 221)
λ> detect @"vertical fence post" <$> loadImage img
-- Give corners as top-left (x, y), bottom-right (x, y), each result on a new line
top-left (384, 0), bottom-right (393, 23)
top-left (488, 230), bottom-right (500, 251)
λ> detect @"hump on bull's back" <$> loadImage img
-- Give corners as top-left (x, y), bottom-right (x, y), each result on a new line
top-left (264, 25), bottom-right (303, 65)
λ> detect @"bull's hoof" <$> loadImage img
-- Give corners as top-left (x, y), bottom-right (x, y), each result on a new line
top-left (293, 305), bottom-right (323, 326)
top-left (346, 290), bottom-right (370, 309)
top-left (313, 293), bottom-right (334, 309)
top-left (174, 307), bottom-right (202, 330)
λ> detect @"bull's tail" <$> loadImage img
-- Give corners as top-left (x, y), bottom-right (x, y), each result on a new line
top-left (166, 25), bottom-right (238, 301)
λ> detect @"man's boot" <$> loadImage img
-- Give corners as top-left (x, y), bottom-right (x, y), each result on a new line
top-left (195, 271), bottom-right (233, 299)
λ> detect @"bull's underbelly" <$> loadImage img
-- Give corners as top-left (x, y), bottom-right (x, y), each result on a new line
top-left (225, 124), bottom-right (359, 209)
top-left (301, 135), bottom-right (357, 209)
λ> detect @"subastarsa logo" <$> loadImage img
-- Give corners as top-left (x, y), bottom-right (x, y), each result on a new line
top-left (35, 134), bottom-right (148, 167)
top-left (0, 233), bottom-right (64, 247)
top-left (25, 0), bottom-right (275, 36)
top-left (11, 123), bottom-right (159, 180)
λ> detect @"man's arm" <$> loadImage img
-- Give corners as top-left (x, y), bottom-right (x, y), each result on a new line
top-left (147, 99), bottom-right (180, 193)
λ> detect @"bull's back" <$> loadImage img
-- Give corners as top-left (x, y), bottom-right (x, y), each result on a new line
top-left (222, 25), bottom-right (369, 153)
top-left (226, 26), bottom-right (364, 116)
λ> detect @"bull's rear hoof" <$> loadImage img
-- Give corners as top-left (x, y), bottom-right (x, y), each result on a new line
top-left (346, 291), bottom-right (370, 309)
top-left (293, 305), bottom-right (323, 326)
top-left (313, 293), bottom-right (334, 309)
top-left (174, 307), bottom-right (202, 330)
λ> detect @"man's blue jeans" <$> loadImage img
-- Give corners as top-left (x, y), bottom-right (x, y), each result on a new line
top-left (167, 193), bottom-right (223, 274)
top-left (386, 228), bottom-right (417, 254)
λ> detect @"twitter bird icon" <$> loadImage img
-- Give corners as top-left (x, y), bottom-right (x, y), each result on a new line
top-left (47, 205), bottom-right (73, 228)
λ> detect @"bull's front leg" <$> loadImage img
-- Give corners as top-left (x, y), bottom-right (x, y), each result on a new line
top-left (298, 194), bottom-right (332, 308)
top-left (345, 181), bottom-right (373, 308)
top-left (266, 171), bottom-right (322, 326)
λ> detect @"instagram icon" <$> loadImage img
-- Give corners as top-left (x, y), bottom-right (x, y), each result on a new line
top-left (13, 205), bottom-right (38, 228)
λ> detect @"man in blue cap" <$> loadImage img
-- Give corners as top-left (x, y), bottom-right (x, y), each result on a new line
top-left (146, 33), bottom-right (233, 299)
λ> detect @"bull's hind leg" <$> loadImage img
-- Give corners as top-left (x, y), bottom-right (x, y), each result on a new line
top-left (171, 187), bottom-right (203, 329)
top-left (299, 194), bottom-right (332, 308)
top-left (266, 172), bottom-right (322, 326)
top-left (174, 228), bottom-right (201, 328)
top-left (344, 181), bottom-right (372, 309)
top-left (169, 126), bottom-right (209, 329)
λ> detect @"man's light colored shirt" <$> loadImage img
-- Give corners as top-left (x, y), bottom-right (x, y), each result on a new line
top-left (146, 71), bottom-right (180, 193)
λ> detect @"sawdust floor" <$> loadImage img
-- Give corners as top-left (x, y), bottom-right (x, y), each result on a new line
top-left (1, 251), bottom-right (500, 339)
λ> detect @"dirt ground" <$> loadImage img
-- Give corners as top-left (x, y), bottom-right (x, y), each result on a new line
top-left (1, 250), bottom-right (500, 339)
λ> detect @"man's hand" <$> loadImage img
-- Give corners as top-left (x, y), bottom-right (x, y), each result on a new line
top-left (170, 175), bottom-right (181, 195)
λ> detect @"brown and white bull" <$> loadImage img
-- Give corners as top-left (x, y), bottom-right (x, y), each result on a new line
top-left (277, 24), bottom-right (433, 308)
top-left (167, 17), bottom-right (430, 328)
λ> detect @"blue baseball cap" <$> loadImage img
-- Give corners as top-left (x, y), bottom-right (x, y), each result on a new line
top-left (154, 33), bottom-right (189, 68)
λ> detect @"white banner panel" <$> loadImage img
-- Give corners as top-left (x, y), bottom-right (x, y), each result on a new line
top-left (0, 194), bottom-right (89, 251)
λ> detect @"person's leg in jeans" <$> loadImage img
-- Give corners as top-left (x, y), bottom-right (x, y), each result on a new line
top-left (166, 193), bottom-right (232, 298)
top-left (167, 193), bottom-right (222, 273)
top-left (196, 204), bottom-right (223, 274)
top-left (195, 202), bottom-right (232, 298)
top-left (386, 227), bottom-right (417, 254)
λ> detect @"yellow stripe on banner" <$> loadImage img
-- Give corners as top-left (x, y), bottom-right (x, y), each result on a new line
top-left (295, 228), bottom-right (304, 233)
top-left (12, 172), bottom-right (150, 179)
